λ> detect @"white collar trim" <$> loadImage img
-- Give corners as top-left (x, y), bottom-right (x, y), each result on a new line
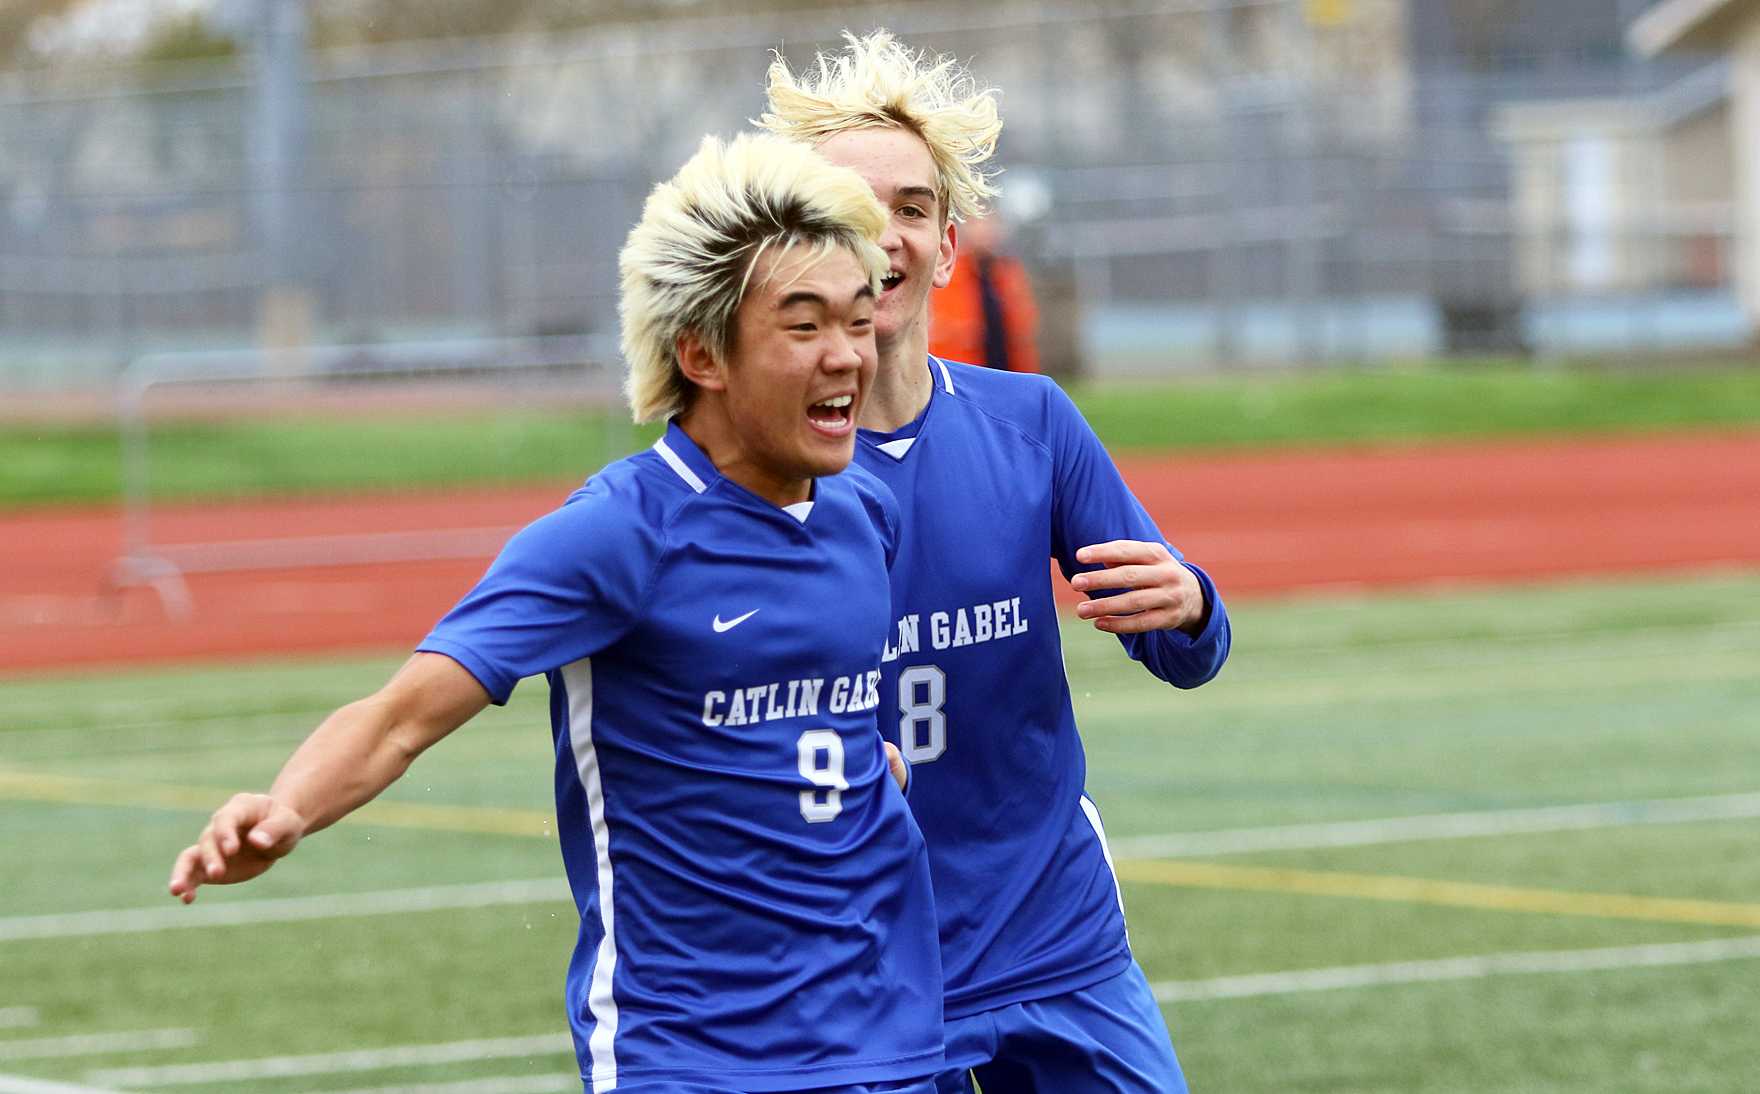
top-left (934, 357), bottom-right (955, 394)
top-left (875, 437), bottom-right (917, 460)
top-left (653, 438), bottom-right (707, 494)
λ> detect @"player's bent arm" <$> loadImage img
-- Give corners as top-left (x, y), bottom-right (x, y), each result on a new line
top-left (168, 653), bottom-right (489, 902)
top-left (1038, 379), bottom-right (1231, 688)
top-left (1067, 539), bottom-right (1231, 689)
top-left (1115, 559), bottom-right (1230, 689)
top-left (1070, 539), bottom-right (1209, 636)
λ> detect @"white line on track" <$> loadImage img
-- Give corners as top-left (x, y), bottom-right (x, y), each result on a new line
top-left (292, 1077), bottom-right (577, 1094)
top-left (86, 1034), bottom-right (572, 1088)
top-left (0, 1074), bottom-right (126, 1094)
top-left (0, 1029), bottom-right (198, 1062)
top-left (1151, 934), bottom-right (1760, 1002)
top-left (1109, 791), bottom-right (1760, 860)
top-left (0, 879), bottom-right (570, 943)
top-left (0, 1012), bottom-right (35, 1031)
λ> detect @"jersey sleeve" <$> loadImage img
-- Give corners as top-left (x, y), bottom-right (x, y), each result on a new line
top-left (1042, 379), bottom-right (1231, 689)
top-left (417, 481), bottom-right (660, 704)
top-left (844, 463), bottom-right (904, 573)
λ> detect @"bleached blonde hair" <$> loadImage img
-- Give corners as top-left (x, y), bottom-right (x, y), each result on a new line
top-left (619, 132), bottom-right (889, 423)
top-left (758, 29), bottom-right (1002, 224)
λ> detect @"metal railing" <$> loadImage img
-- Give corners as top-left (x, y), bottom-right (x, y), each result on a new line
top-left (108, 335), bottom-right (625, 618)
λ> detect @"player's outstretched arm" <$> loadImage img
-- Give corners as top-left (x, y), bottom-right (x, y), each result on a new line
top-left (167, 652), bottom-right (490, 903)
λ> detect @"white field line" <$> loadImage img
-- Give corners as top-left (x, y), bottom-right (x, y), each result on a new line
top-left (87, 1034), bottom-right (571, 1088)
top-left (4, 698), bottom-right (547, 739)
top-left (295, 1077), bottom-right (577, 1094)
top-left (1066, 616), bottom-right (1760, 685)
top-left (1109, 791), bottom-right (1760, 860)
top-left (0, 879), bottom-right (569, 943)
top-left (0, 1029), bottom-right (198, 1062)
top-left (3, 703), bottom-right (538, 745)
top-left (0, 1075), bottom-right (126, 1094)
top-left (1215, 615), bottom-right (1760, 662)
top-left (2, 707), bottom-right (335, 739)
top-left (7, 616), bottom-right (1753, 734)
top-left (0, 1012), bottom-right (35, 1031)
top-left (8, 794), bottom-right (1757, 945)
top-left (1152, 934), bottom-right (1760, 1003)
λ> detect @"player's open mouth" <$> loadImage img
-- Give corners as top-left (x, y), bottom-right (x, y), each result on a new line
top-left (807, 393), bottom-right (855, 435)
top-left (880, 272), bottom-right (904, 294)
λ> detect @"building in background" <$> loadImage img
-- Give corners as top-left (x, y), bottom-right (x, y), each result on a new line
top-left (1, 0), bottom-right (1754, 390)
top-left (1466, 0), bottom-right (1760, 355)
top-left (1494, 66), bottom-right (1731, 295)
top-left (1631, 0), bottom-right (1760, 337)
top-left (1490, 64), bottom-right (1744, 352)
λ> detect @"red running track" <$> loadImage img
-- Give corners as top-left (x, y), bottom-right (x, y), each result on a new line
top-left (2, 431), bottom-right (1756, 675)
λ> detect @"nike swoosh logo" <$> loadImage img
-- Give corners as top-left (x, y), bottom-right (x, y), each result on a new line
top-left (712, 609), bottom-right (760, 633)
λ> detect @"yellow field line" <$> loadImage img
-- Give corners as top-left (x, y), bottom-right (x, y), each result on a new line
top-left (0, 769), bottom-right (553, 839)
top-left (9, 766), bottom-right (1760, 929)
top-left (353, 799), bottom-right (551, 837)
top-left (1116, 858), bottom-right (1760, 929)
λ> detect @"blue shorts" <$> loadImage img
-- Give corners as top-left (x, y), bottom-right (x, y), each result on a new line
top-left (606, 1080), bottom-right (936, 1094)
top-left (934, 962), bottom-right (1187, 1094)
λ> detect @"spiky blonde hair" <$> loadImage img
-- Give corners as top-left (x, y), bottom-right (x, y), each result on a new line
top-left (758, 29), bottom-right (1002, 224)
top-left (619, 132), bottom-right (889, 423)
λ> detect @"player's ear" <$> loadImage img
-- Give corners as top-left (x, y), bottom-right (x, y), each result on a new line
top-left (932, 219), bottom-right (957, 290)
top-left (676, 331), bottom-right (727, 394)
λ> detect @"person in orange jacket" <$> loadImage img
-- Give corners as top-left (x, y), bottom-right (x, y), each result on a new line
top-left (929, 213), bottom-right (1040, 373)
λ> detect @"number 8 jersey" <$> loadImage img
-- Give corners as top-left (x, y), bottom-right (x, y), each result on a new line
top-left (419, 422), bottom-right (944, 1092)
top-left (855, 358), bottom-right (1231, 1022)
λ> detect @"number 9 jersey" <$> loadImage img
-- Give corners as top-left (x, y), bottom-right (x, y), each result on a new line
top-left (419, 422), bottom-right (944, 1092)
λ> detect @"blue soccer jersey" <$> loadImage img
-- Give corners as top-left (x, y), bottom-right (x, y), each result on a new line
top-left (419, 422), bottom-right (944, 1091)
top-left (855, 358), bottom-right (1231, 1020)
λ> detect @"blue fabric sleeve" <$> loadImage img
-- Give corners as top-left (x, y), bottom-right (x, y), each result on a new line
top-left (843, 464), bottom-right (908, 793)
top-left (417, 484), bottom-right (659, 704)
top-left (845, 463), bottom-right (904, 572)
top-left (1043, 380), bottom-right (1231, 689)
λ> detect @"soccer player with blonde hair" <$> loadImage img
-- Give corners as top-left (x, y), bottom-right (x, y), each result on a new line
top-left (763, 32), bottom-right (1232, 1094)
top-left (169, 132), bottom-right (950, 1093)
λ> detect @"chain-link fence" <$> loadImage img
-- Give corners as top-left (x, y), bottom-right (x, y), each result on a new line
top-left (0, 0), bottom-right (1744, 388)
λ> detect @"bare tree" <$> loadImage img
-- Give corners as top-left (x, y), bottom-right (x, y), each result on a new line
top-left (0, 0), bottom-right (85, 67)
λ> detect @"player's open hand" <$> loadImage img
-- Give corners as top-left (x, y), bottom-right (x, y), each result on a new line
top-left (168, 793), bottom-right (307, 903)
top-left (1069, 540), bottom-right (1207, 636)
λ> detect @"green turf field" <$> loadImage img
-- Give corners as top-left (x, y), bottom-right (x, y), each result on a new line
top-left (6, 363), bottom-right (1760, 507)
top-left (3, 573), bottom-right (1758, 1092)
